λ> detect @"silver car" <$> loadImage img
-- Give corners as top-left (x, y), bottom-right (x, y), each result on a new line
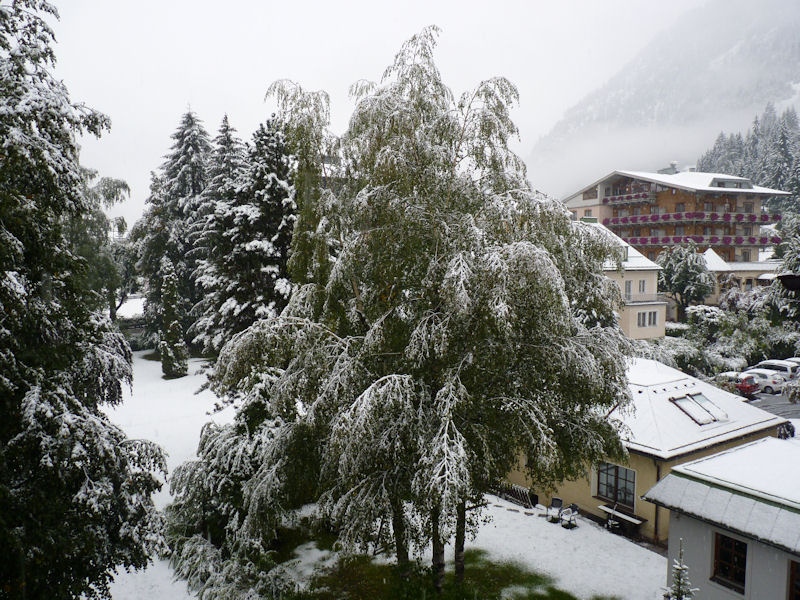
top-left (743, 368), bottom-right (786, 394)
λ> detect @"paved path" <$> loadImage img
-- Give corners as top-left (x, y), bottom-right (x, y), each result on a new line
top-left (748, 391), bottom-right (800, 420)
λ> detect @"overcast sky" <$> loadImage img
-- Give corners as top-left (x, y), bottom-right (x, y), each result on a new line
top-left (54, 0), bottom-right (706, 226)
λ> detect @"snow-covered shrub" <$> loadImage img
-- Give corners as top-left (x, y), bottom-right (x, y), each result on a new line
top-left (665, 321), bottom-right (691, 337)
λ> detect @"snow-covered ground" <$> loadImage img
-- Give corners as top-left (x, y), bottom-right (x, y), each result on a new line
top-left (105, 351), bottom-right (666, 599)
top-left (105, 351), bottom-right (234, 599)
top-left (116, 296), bottom-right (145, 319)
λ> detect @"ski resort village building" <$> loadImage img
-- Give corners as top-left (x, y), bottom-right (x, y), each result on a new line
top-left (507, 358), bottom-right (788, 545)
top-left (586, 220), bottom-right (666, 339)
top-left (564, 169), bottom-right (789, 265)
top-left (644, 437), bottom-right (800, 599)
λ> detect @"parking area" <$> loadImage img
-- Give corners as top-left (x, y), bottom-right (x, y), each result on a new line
top-left (748, 391), bottom-right (800, 419)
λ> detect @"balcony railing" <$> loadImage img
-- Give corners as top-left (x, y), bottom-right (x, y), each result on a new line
top-left (603, 211), bottom-right (781, 227)
top-left (619, 235), bottom-right (781, 247)
top-left (602, 191), bottom-right (656, 205)
top-left (623, 293), bottom-right (668, 304)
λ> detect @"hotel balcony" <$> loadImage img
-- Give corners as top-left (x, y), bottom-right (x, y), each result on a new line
top-left (601, 191), bottom-right (657, 206)
top-left (602, 211), bottom-right (781, 227)
top-left (618, 234), bottom-right (781, 247)
top-left (623, 293), bottom-right (668, 304)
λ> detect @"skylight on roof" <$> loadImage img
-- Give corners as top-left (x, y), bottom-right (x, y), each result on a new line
top-left (671, 393), bottom-right (727, 425)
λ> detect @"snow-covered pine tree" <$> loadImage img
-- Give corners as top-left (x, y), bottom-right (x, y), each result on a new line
top-left (663, 539), bottom-right (699, 600)
top-left (191, 117), bottom-right (295, 354)
top-left (0, 2), bottom-right (167, 597)
top-left (203, 26), bottom-right (630, 591)
top-left (657, 242), bottom-right (715, 322)
top-left (134, 111), bottom-right (211, 346)
top-left (159, 257), bottom-right (189, 377)
top-left (190, 115), bottom-right (249, 353)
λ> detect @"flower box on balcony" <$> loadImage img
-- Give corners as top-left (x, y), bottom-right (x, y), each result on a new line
top-left (661, 237), bottom-right (671, 244)
top-left (694, 212), bottom-right (705, 220)
top-left (621, 217), bottom-right (629, 223)
top-left (692, 236), bottom-right (703, 243)
top-left (735, 214), bottom-right (744, 222)
top-left (672, 236), bottom-right (682, 243)
top-left (760, 237), bottom-right (768, 245)
top-left (772, 236), bottom-right (782, 244)
top-left (748, 214), bottom-right (757, 222)
top-left (611, 218), bottom-right (619, 224)
top-left (748, 237), bottom-right (757, 244)
top-left (722, 237), bottom-right (732, 244)
top-left (723, 214), bottom-right (732, 222)
top-left (710, 236), bottom-right (720, 243)
top-left (674, 213), bottom-right (683, 220)
top-left (626, 195), bottom-right (632, 200)
top-left (650, 214), bottom-right (659, 222)
top-left (734, 237), bottom-right (744, 244)
top-left (710, 213), bottom-right (719, 221)
top-left (602, 198), bottom-right (609, 204)
top-left (650, 237), bottom-right (659, 244)
top-left (760, 214), bottom-right (769, 221)
top-left (661, 214), bottom-right (671, 221)
top-left (602, 218), bottom-right (610, 225)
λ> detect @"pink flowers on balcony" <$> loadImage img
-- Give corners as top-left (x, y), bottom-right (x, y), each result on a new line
top-left (602, 218), bottom-right (610, 225)
top-left (710, 213), bottom-right (719, 221)
top-left (661, 237), bottom-right (670, 244)
top-left (672, 236), bottom-right (682, 243)
top-left (735, 214), bottom-right (744, 222)
top-left (650, 237), bottom-right (659, 244)
top-left (771, 236), bottom-right (782, 244)
top-left (748, 237), bottom-right (757, 244)
top-left (760, 236), bottom-right (768, 244)
top-left (674, 212), bottom-right (683, 220)
top-left (650, 214), bottom-right (659, 222)
top-left (710, 236), bottom-right (720, 243)
top-left (748, 214), bottom-right (757, 222)
top-left (734, 236), bottom-right (744, 244)
top-left (602, 198), bottom-right (609, 204)
top-left (661, 214), bottom-right (671, 221)
top-left (723, 214), bottom-right (732, 222)
top-left (722, 236), bottom-right (732, 244)
top-left (621, 217), bottom-right (629, 224)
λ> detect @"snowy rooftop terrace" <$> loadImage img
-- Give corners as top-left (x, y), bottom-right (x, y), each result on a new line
top-left (644, 437), bottom-right (800, 555)
top-left (614, 358), bottom-right (786, 460)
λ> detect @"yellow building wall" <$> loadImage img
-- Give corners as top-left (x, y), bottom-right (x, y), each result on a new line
top-left (605, 270), bottom-right (666, 339)
top-left (506, 426), bottom-right (780, 545)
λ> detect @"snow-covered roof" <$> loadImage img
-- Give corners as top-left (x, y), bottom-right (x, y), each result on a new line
top-left (583, 221), bottom-right (660, 272)
top-left (701, 248), bottom-right (731, 272)
top-left (613, 358), bottom-right (787, 460)
top-left (643, 438), bottom-right (800, 555)
top-left (565, 170), bottom-right (790, 203)
top-left (730, 260), bottom-right (781, 272)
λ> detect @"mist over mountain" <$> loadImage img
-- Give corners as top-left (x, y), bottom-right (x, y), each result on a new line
top-left (528, 0), bottom-right (800, 198)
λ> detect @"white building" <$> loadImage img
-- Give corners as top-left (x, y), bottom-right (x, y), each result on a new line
top-left (644, 437), bottom-right (800, 599)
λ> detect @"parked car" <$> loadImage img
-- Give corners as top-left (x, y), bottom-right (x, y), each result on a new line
top-left (747, 360), bottom-right (799, 380)
top-left (715, 371), bottom-right (739, 393)
top-left (743, 369), bottom-right (787, 394)
top-left (734, 374), bottom-right (759, 398)
top-left (783, 357), bottom-right (800, 367)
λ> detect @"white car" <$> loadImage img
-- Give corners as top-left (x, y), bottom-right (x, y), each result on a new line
top-left (783, 357), bottom-right (800, 367)
top-left (748, 360), bottom-right (800, 380)
top-left (743, 368), bottom-right (786, 394)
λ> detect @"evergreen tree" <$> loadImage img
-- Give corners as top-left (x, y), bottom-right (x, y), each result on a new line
top-left (657, 242), bottom-right (714, 322)
top-left (134, 111), bottom-right (211, 345)
top-left (159, 258), bottom-right (189, 377)
top-left (191, 117), bottom-right (295, 354)
top-left (181, 27), bottom-right (630, 593)
top-left (0, 2), bottom-right (166, 597)
top-left (663, 539), bottom-right (699, 600)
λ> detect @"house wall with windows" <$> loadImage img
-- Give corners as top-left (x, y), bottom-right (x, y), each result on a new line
top-left (506, 359), bottom-right (787, 545)
top-left (667, 513), bottom-right (797, 599)
top-left (605, 269), bottom-right (665, 339)
top-left (644, 438), bottom-right (800, 598)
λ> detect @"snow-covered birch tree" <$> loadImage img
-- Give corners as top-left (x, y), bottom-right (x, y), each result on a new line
top-left (174, 26), bottom-right (630, 592)
top-left (0, 2), bottom-right (167, 597)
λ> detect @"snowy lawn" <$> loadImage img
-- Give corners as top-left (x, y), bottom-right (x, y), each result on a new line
top-left (104, 351), bottom-right (235, 599)
top-left (104, 351), bottom-right (666, 599)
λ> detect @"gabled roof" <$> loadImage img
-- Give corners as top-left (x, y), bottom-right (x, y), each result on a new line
top-left (582, 221), bottom-right (660, 272)
top-left (701, 248), bottom-right (731, 272)
top-left (565, 170), bottom-right (790, 203)
top-left (643, 438), bottom-right (800, 555)
top-left (613, 358), bottom-right (786, 460)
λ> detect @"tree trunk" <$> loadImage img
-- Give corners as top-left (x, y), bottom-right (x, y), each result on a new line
top-left (391, 498), bottom-right (410, 579)
top-left (108, 289), bottom-right (117, 321)
top-left (454, 499), bottom-right (466, 585)
top-left (431, 505), bottom-right (445, 594)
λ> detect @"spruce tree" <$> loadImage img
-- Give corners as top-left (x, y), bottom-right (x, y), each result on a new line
top-left (191, 117), bottom-right (295, 353)
top-left (134, 111), bottom-right (211, 345)
top-left (663, 539), bottom-right (699, 599)
top-left (159, 258), bottom-right (189, 377)
top-left (0, 3), bottom-right (166, 597)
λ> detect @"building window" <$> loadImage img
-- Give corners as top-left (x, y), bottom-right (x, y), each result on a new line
top-left (741, 250), bottom-right (751, 262)
top-left (625, 280), bottom-right (632, 300)
top-left (638, 280), bottom-right (646, 294)
top-left (675, 225), bottom-right (685, 235)
top-left (704, 201), bottom-right (713, 212)
top-left (745, 278), bottom-right (753, 290)
top-left (648, 251), bottom-right (656, 260)
top-left (597, 462), bottom-right (635, 509)
top-left (703, 226), bottom-right (712, 235)
top-left (570, 210), bottom-right (577, 220)
top-left (744, 202), bottom-right (753, 214)
top-left (648, 311), bottom-right (657, 326)
top-left (675, 202), bottom-right (685, 212)
top-left (713, 532), bottom-right (747, 593)
top-left (744, 225), bottom-right (752, 236)
top-left (637, 312), bottom-right (646, 327)
top-left (632, 207), bottom-right (640, 216)
top-left (651, 206), bottom-right (660, 215)
top-left (790, 560), bottom-right (800, 600)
